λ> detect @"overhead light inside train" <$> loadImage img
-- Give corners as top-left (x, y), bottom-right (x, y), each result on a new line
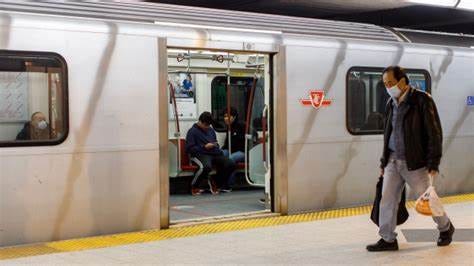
top-left (408, 0), bottom-right (474, 10)
top-left (154, 21), bottom-right (283, 35)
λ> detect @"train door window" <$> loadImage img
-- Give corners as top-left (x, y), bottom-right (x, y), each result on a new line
top-left (346, 67), bottom-right (430, 135)
top-left (211, 76), bottom-right (257, 132)
top-left (407, 73), bottom-right (429, 92)
top-left (0, 51), bottom-right (68, 146)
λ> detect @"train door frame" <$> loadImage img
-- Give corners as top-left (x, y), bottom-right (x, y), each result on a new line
top-left (272, 45), bottom-right (288, 216)
top-left (158, 38), bottom-right (170, 228)
top-left (158, 37), bottom-right (288, 228)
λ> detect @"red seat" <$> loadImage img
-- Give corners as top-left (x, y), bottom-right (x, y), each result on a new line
top-left (236, 162), bottom-right (245, 170)
top-left (181, 164), bottom-right (198, 171)
top-left (179, 139), bottom-right (198, 171)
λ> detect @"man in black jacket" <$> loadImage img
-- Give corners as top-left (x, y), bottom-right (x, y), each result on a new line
top-left (220, 107), bottom-right (256, 191)
top-left (222, 107), bottom-right (246, 160)
top-left (186, 112), bottom-right (235, 196)
top-left (367, 66), bottom-right (454, 252)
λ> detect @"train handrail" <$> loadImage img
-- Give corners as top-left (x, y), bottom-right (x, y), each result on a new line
top-left (168, 81), bottom-right (181, 173)
top-left (244, 76), bottom-right (260, 186)
top-left (262, 104), bottom-right (269, 171)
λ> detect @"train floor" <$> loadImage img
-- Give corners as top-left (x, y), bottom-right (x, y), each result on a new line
top-left (2, 196), bottom-right (473, 265)
top-left (170, 188), bottom-right (267, 222)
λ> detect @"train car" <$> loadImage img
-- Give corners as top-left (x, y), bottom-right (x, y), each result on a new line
top-left (0, 1), bottom-right (473, 247)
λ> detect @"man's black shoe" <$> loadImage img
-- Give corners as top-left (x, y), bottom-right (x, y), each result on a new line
top-left (438, 222), bottom-right (455, 246)
top-left (366, 238), bottom-right (398, 252)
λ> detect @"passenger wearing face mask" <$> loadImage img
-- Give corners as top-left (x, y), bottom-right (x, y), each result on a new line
top-left (366, 66), bottom-right (454, 252)
top-left (16, 112), bottom-right (50, 140)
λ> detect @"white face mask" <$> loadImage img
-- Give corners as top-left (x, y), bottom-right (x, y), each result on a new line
top-left (386, 85), bottom-right (402, 99)
top-left (37, 120), bottom-right (47, 130)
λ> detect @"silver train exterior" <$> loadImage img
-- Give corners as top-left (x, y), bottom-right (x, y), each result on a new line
top-left (0, 1), bottom-right (473, 247)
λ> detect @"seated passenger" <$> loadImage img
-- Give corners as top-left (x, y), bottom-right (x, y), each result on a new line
top-left (16, 112), bottom-right (50, 141)
top-left (220, 107), bottom-right (254, 191)
top-left (222, 107), bottom-right (246, 163)
top-left (185, 111), bottom-right (235, 196)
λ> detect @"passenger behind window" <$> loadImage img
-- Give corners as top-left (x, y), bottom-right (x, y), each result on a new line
top-left (16, 112), bottom-right (50, 141)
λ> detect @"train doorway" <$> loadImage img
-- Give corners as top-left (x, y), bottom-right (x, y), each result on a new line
top-left (166, 48), bottom-right (273, 224)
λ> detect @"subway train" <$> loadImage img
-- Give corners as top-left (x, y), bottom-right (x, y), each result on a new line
top-left (0, 1), bottom-right (473, 247)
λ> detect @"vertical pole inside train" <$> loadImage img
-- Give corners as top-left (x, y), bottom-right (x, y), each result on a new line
top-left (226, 52), bottom-right (232, 156)
top-left (168, 80), bottom-right (181, 173)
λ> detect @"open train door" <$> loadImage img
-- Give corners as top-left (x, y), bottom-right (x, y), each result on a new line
top-left (164, 47), bottom-right (275, 224)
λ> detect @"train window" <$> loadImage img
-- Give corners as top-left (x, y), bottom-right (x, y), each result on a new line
top-left (211, 76), bottom-right (263, 132)
top-left (0, 51), bottom-right (68, 147)
top-left (346, 67), bottom-right (430, 135)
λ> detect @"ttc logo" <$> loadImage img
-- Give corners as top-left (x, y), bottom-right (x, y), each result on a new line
top-left (300, 90), bottom-right (333, 109)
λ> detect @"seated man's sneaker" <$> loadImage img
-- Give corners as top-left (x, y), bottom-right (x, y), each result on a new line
top-left (438, 222), bottom-right (455, 246)
top-left (366, 238), bottom-right (399, 252)
top-left (208, 178), bottom-right (219, 195)
top-left (191, 187), bottom-right (204, 196)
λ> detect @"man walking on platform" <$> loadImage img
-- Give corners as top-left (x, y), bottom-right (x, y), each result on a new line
top-left (366, 66), bottom-right (455, 252)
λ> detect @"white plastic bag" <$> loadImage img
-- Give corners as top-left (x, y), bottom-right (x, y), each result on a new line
top-left (415, 175), bottom-right (445, 217)
top-left (428, 187), bottom-right (445, 217)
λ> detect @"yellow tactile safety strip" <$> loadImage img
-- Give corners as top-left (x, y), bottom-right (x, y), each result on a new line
top-left (1, 193), bottom-right (473, 260)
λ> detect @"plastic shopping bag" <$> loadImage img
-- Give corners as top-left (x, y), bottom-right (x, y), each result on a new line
top-left (415, 189), bottom-right (431, 216)
top-left (415, 184), bottom-right (445, 217)
top-left (428, 187), bottom-right (445, 217)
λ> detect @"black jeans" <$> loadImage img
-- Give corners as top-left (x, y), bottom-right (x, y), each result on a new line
top-left (190, 153), bottom-right (236, 188)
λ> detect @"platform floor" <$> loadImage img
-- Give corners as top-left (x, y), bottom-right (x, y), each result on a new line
top-left (170, 189), bottom-right (266, 222)
top-left (2, 200), bottom-right (473, 265)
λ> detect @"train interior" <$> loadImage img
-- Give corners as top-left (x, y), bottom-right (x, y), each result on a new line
top-left (167, 49), bottom-right (272, 223)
